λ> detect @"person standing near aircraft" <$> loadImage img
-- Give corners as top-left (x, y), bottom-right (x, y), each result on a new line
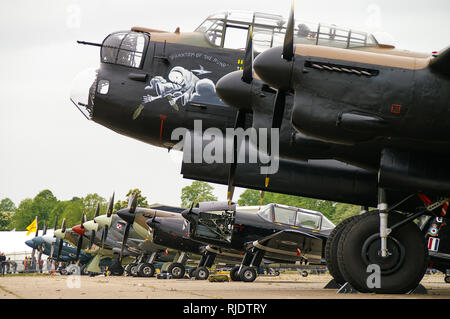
top-left (9, 259), bottom-right (17, 274)
top-left (0, 253), bottom-right (6, 275)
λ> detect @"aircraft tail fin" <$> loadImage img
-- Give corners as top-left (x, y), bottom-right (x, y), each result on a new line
top-left (429, 46), bottom-right (450, 76)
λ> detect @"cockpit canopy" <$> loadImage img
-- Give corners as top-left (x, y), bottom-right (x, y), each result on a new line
top-left (258, 203), bottom-right (335, 230)
top-left (195, 11), bottom-right (382, 52)
top-left (101, 31), bottom-right (149, 68)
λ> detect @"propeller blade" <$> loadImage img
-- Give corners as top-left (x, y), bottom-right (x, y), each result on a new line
top-left (283, 0), bottom-right (295, 61)
top-left (89, 230), bottom-right (96, 250)
top-left (56, 239), bottom-right (63, 260)
top-left (107, 193), bottom-right (115, 217)
top-left (42, 223), bottom-right (47, 236)
top-left (81, 213), bottom-right (86, 227)
top-left (226, 110), bottom-right (247, 205)
top-left (94, 202), bottom-right (100, 218)
top-left (128, 194), bottom-right (138, 214)
top-left (75, 234), bottom-right (83, 262)
top-left (53, 216), bottom-right (59, 231)
top-left (119, 223), bottom-right (131, 262)
top-left (61, 218), bottom-right (66, 233)
top-left (89, 202), bottom-right (101, 250)
top-left (242, 25), bottom-right (254, 84)
top-left (35, 216), bottom-right (39, 237)
top-left (101, 225), bottom-right (109, 249)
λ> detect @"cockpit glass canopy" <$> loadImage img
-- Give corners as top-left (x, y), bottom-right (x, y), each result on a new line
top-left (101, 31), bottom-right (148, 68)
top-left (257, 204), bottom-right (335, 230)
top-left (195, 11), bottom-right (381, 52)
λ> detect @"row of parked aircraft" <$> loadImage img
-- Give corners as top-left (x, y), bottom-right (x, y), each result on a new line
top-left (67, 1), bottom-right (450, 293)
top-left (25, 192), bottom-right (449, 288)
top-left (25, 194), bottom-right (335, 281)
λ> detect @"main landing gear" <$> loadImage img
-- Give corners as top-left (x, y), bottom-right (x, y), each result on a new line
top-left (326, 190), bottom-right (432, 294)
top-left (230, 247), bottom-right (265, 282)
top-left (190, 251), bottom-right (217, 280)
top-left (166, 252), bottom-right (188, 279)
top-left (125, 252), bottom-right (159, 277)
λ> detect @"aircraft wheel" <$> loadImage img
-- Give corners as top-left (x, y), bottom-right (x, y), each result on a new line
top-left (325, 214), bottom-right (364, 285)
top-left (445, 275), bottom-right (450, 284)
top-left (124, 263), bottom-right (136, 276)
top-left (137, 263), bottom-right (155, 277)
top-left (301, 270), bottom-right (308, 277)
top-left (168, 263), bottom-right (185, 279)
top-left (337, 211), bottom-right (428, 294)
top-left (194, 266), bottom-right (209, 280)
top-left (130, 264), bottom-right (139, 277)
top-left (109, 261), bottom-right (124, 276)
top-left (188, 267), bottom-right (197, 278)
top-left (240, 267), bottom-right (257, 282)
top-left (230, 266), bottom-right (241, 281)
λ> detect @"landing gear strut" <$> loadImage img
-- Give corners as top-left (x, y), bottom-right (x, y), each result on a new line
top-left (192, 251), bottom-right (216, 280)
top-left (167, 252), bottom-right (188, 279)
top-left (336, 190), bottom-right (429, 294)
top-left (232, 248), bottom-right (265, 282)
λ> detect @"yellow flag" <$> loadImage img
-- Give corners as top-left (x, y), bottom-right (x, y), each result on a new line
top-left (26, 218), bottom-right (37, 236)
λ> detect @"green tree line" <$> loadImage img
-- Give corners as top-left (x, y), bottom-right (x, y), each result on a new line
top-left (0, 188), bottom-right (148, 231)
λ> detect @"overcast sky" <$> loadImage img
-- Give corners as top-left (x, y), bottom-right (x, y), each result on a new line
top-left (0, 0), bottom-right (449, 207)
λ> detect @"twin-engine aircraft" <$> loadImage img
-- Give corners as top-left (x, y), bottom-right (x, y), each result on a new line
top-left (71, 3), bottom-right (450, 293)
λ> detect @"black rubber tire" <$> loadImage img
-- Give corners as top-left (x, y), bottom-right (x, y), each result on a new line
top-left (137, 263), bottom-right (155, 277)
top-left (124, 263), bottom-right (136, 276)
top-left (194, 266), bottom-right (209, 280)
top-left (188, 267), bottom-right (197, 278)
top-left (445, 276), bottom-right (450, 284)
top-left (108, 259), bottom-right (124, 276)
top-left (230, 266), bottom-right (241, 281)
top-left (168, 262), bottom-right (185, 279)
top-left (240, 266), bottom-right (257, 282)
top-left (301, 270), bottom-right (308, 277)
top-left (337, 211), bottom-right (428, 294)
top-left (325, 214), bottom-right (364, 285)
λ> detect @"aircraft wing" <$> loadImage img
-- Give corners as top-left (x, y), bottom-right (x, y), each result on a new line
top-left (430, 46), bottom-right (450, 76)
top-left (246, 229), bottom-right (323, 264)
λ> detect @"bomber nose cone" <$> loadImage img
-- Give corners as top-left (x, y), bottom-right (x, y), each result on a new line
top-left (216, 71), bottom-right (252, 112)
top-left (72, 225), bottom-right (85, 236)
top-left (253, 46), bottom-right (293, 90)
top-left (117, 209), bottom-right (135, 225)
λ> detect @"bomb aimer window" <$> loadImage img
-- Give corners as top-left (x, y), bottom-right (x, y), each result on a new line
top-left (101, 31), bottom-right (148, 68)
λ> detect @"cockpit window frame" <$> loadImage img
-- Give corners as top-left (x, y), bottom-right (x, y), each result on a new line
top-left (257, 203), bottom-right (333, 231)
top-left (100, 31), bottom-right (150, 69)
top-left (195, 11), bottom-right (379, 52)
